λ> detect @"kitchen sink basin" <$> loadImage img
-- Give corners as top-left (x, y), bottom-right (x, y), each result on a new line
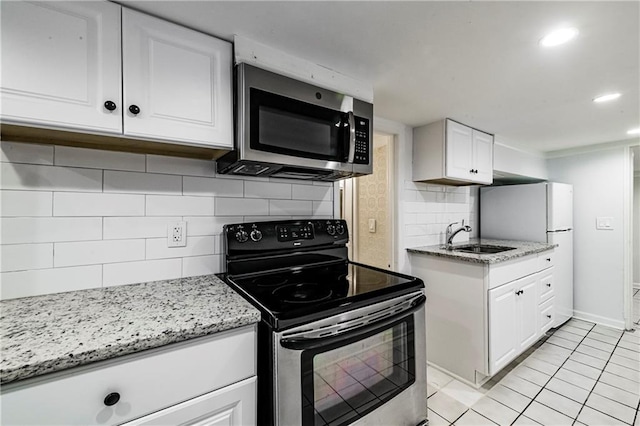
top-left (450, 244), bottom-right (516, 254)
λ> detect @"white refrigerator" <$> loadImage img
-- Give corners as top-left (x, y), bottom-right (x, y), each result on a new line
top-left (480, 182), bottom-right (573, 327)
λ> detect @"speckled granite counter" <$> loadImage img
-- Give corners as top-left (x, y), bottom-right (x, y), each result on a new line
top-left (407, 238), bottom-right (556, 264)
top-left (0, 275), bottom-right (260, 385)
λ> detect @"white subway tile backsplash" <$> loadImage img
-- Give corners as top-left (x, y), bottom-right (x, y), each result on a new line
top-left (270, 200), bottom-right (312, 216)
top-left (0, 217), bottom-right (102, 244)
top-left (1, 141), bottom-right (54, 165)
top-left (147, 155), bottom-right (215, 177)
top-left (0, 265), bottom-right (102, 299)
top-left (183, 176), bottom-right (243, 197)
top-left (103, 217), bottom-right (180, 239)
top-left (104, 171), bottom-right (182, 195)
top-left (103, 259), bottom-right (182, 287)
top-left (145, 236), bottom-right (216, 260)
top-left (245, 181), bottom-right (292, 199)
top-left (1, 243), bottom-right (53, 272)
top-left (216, 197), bottom-right (269, 216)
top-left (184, 216), bottom-right (242, 236)
top-left (53, 193), bottom-right (144, 216)
top-left (146, 195), bottom-right (215, 216)
top-left (54, 239), bottom-right (145, 267)
top-left (312, 201), bottom-right (333, 216)
top-left (1, 163), bottom-right (102, 192)
top-left (243, 216), bottom-right (291, 223)
top-left (182, 254), bottom-right (222, 277)
top-left (1, 191), bottom-right (52, 216)
top-left (54, 146), bottom-right (145, 172)
top-left (292, 184), bottom-right (333, 201)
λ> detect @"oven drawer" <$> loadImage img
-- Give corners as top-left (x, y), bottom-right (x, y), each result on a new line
top-left (1, 326), bottom-right (256, 425)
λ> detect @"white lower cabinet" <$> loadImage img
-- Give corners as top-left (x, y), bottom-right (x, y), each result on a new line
top-left (124, 377), bottom-right (256, 426)
top-left (488, 272), bottom-right (545, 375)
top-left (0, 326), bottom-right (256, 426)
top-left (411, 249), bottom-right (556, 387)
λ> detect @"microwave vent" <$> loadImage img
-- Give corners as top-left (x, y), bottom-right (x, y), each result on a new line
top-left (232, 163), bottom-right (271, 176)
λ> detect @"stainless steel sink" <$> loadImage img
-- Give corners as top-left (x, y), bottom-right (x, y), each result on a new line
top-left (450, 244), bottom-right (516, 254)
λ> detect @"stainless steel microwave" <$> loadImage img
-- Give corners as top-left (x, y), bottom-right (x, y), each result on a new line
top-left (216, 64), bottom-right (373, 181)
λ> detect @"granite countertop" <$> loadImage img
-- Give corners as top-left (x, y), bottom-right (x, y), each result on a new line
top-left (407, 238), bottom-right (556, 264)
top-left (0, 275), bottom-right (261, 385)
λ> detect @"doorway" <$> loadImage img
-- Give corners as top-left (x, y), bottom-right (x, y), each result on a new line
top-left (341, 132), bottom-right (395, 270)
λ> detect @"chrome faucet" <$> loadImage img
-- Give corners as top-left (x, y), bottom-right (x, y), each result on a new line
top-left (445, 220), bottom-right (472, 249)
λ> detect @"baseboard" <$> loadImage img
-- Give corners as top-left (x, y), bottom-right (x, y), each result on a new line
top-left (572, 310), bottom-right (625, 330)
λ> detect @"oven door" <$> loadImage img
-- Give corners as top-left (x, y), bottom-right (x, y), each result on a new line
top-left (274, 292), bottom-right (427, 426)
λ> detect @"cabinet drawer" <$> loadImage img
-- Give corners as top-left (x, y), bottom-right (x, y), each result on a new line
top-left (488, 254), bottom-right (539, 289)
top-left (538, 270), bottom-right (554, 303)
top-left (1, 326), bottom-right (256, 426)
top-left (539, 297), bottom-right (555, 334)
top-left (538, 251), bottom-right (555, 270)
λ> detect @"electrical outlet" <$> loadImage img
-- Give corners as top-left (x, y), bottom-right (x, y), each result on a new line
top-left (168, 221), bottom-right (187, 247)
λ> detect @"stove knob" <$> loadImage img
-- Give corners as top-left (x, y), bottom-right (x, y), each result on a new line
top-left (235, 230), bottom-right (249, 243)
top-left (250, 229), bottom-right (263, 242)
top-left (326, 224), bottom-right (336, 236)
top-left (336, 223), bottom-right (345, 235)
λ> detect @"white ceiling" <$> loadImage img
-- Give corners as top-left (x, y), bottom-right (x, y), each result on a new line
top-left (120, 1), bottom-right (639, 154)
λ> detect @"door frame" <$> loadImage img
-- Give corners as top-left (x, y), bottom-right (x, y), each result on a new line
top-left (341, 131), bottom-right (396, 269)
top-left (624, 145), bottom-right (639, 330)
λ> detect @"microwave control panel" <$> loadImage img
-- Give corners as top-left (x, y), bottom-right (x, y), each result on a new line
top-left (354, 117), bottom-right (370, 164)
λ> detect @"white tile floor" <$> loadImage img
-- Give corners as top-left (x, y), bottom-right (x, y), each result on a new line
top-left (427, 318), bottom-right (640, 425)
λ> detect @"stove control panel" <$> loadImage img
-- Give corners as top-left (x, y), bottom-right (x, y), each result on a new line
top-left (224, 219), bottom-right (349, 252)
top-left (277, 223), bottom-right (314, 242)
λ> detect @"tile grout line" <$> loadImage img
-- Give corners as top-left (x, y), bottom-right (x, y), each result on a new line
top-left (571, 327), bottom-right (628, 425)
top-left (509, 321), bottom-right (596, 425)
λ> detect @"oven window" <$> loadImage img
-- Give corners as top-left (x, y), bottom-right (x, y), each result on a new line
top-left (301, 320), bottom-right (415, 426)
top-left (250, 88), bottom-right (347, 162)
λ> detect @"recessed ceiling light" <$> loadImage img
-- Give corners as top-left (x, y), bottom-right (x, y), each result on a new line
top-left (593, 93), bottom-right (621, 103)
top-left (627, 128), bottom-right (640, 135)
top-left (539, 27), bottom-right (579, 47)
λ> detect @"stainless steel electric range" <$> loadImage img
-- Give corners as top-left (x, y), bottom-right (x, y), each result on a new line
top-left (218, 219), bottom-right (427, 426)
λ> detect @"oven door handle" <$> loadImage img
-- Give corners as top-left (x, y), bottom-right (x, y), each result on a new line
top-left (279, 294), bottom-right (425, 350)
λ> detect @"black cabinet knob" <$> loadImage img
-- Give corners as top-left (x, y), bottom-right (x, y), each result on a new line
top-left (129, 105), bottom-right (141, 115)
top-left (546, 314), bottom-right (552, 319)
top-left (104, 101), bottom-right (117, 111)
top-left (546, 283), bottom-right (552, 287)
top-left (104, 392), bottom-right (120, 406)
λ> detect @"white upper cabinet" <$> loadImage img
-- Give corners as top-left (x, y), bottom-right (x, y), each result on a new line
top-left (122, 9), bottom-right (232, 147)
top-left (1, 1), bottom-right (233, 150)
top-left (0, 1), bottom-right (122, 133)
top-left (413, 118), bottom-right (494, 185)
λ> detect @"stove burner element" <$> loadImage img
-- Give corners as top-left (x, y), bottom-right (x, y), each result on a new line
top-left (273, 283), bottom-right (333, 304)
top-left (252, 276), bottom-right (288, 287)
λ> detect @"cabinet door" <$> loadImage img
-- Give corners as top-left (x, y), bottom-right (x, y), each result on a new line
top-left (488, 280), bottom-right (518, 375)
top-left (122, 9), bottom-right (233, 148)
top-left (0, 1), bottom-right (122, 133)
top-left (124, 377), bottom-right (256, 426)
top-left (445, 120), bottom-right (473, 180)
top-left (516, 277), bottom-right (539, 350)
top-left (472, 130), bottom-right (493, 184)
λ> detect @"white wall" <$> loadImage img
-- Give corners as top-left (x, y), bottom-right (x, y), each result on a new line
top-left (0, 141), bottom-right (334, 300)
top-left (547, 146), bottom-right (627, 327)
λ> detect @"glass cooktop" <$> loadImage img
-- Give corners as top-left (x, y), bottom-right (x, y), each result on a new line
top-left (224, 261), bottom-right (423, 329)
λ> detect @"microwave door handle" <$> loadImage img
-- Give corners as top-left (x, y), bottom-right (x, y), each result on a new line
top-left (346, 111), bottom-right (356, 163)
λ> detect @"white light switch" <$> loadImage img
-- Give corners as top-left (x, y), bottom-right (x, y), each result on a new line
top-left (596, 217), bottom-right (613, 230)
top-left (368, 218), bottom-right (376, 233)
